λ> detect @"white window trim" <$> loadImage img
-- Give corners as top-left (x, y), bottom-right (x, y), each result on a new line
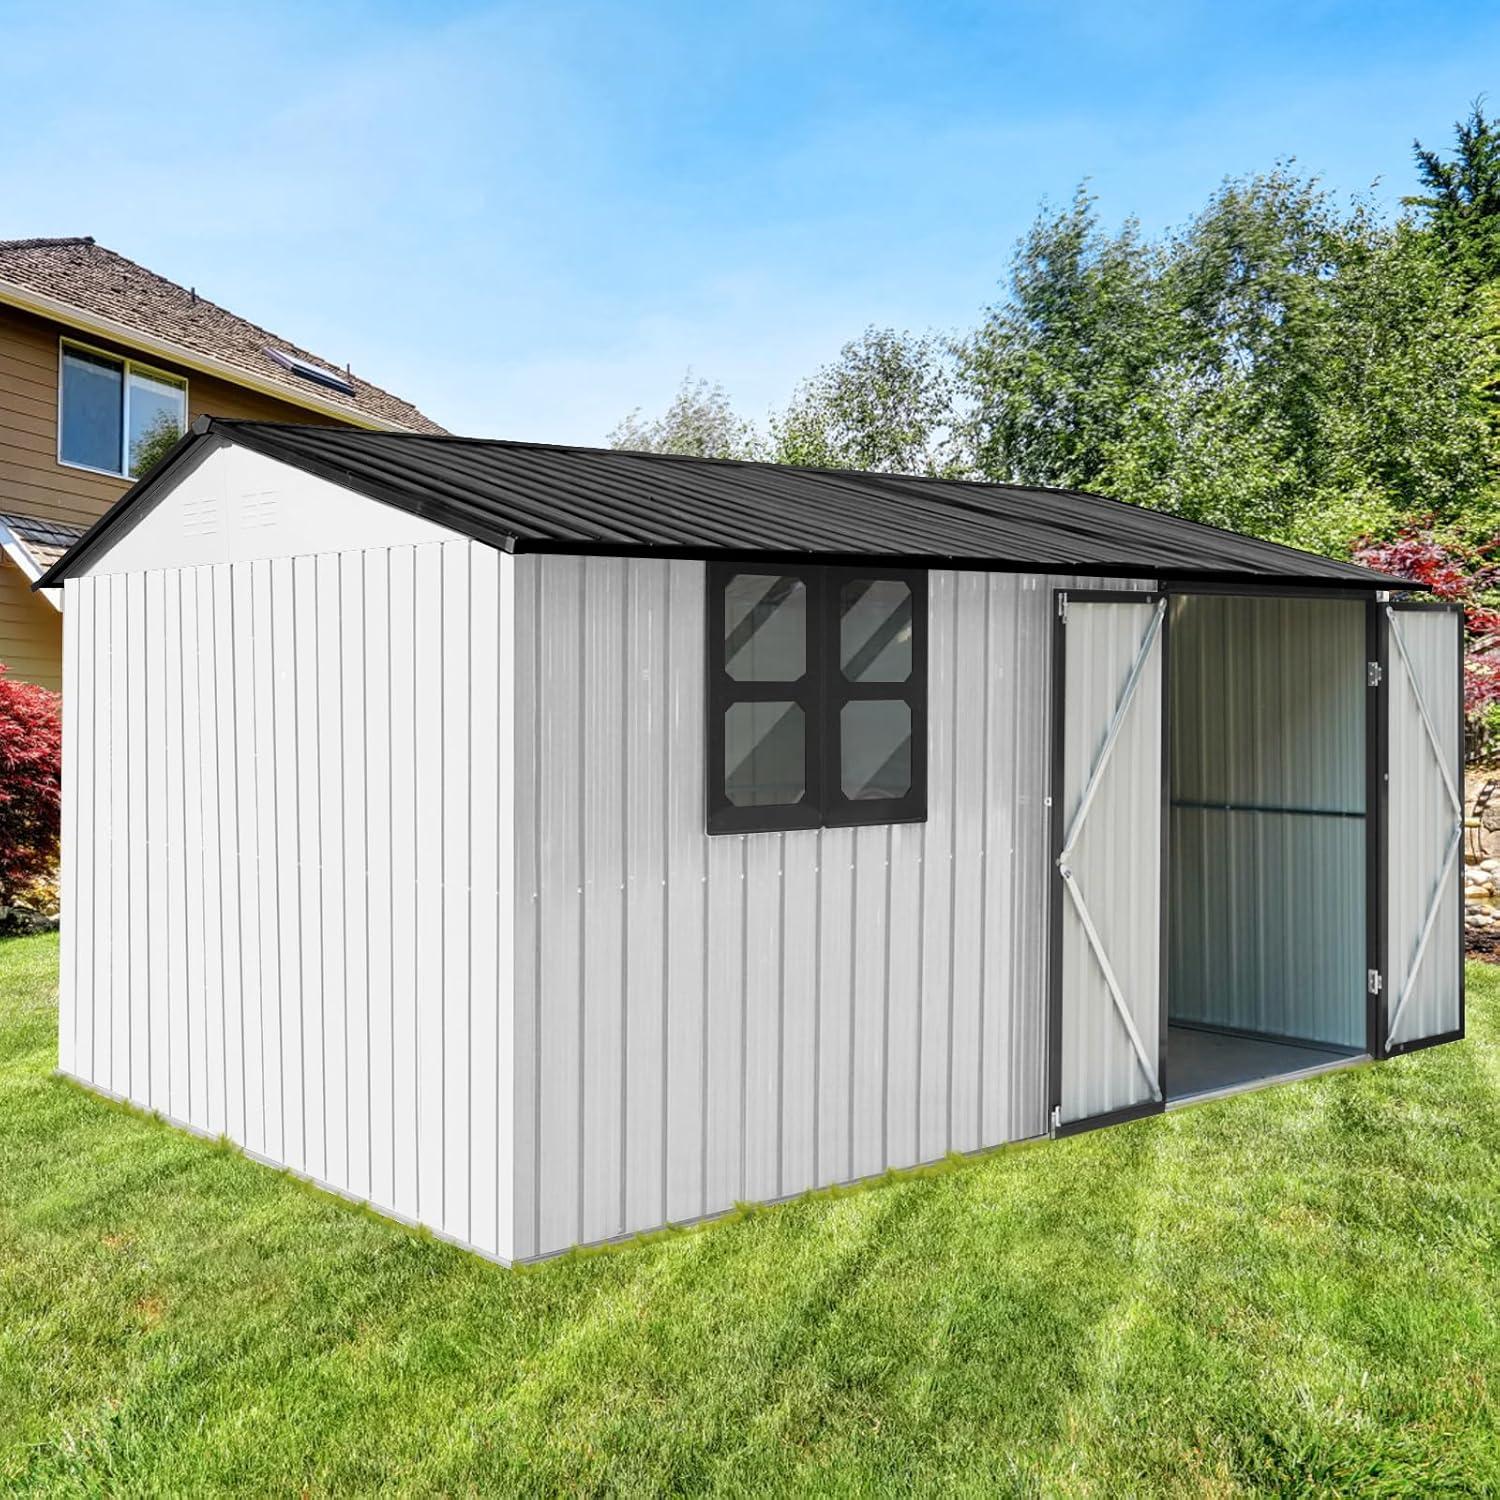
top-left (57, 336), bottom-right (189, 480)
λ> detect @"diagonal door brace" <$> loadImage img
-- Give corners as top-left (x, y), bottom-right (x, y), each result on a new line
top-left (1387, 822), bottom-right (1462, 1044)
top-left (1386, 608), bottom-right (1462, 820)
top-left (1059, 866), bottom-right (1162, 1097)
top-left (1059, 599), bottom-right (1167, 864)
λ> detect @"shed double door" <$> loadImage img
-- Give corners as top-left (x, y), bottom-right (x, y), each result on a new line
top-left (1048, 590), bottom-right (1464, 1136)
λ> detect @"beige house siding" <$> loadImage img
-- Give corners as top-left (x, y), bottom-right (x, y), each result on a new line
top-left (0, 555), bottom-right (60, 690)
top-left (0, 301), bottom-right (341, 532)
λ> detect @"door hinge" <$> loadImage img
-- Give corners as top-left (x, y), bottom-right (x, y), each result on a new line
top-left (1367, 968), bottom-right (1383, 996)
top-left (1051, 1104), bottom-right (1062, 1132)
top-left (1057, 593), bottom-right (1069, 623)
top-left (1367, 661), bottom-right (1383, 687)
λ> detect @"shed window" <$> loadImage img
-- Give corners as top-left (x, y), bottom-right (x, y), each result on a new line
top-left (60, 341), bottom-right (187, 478)
top-left (707, 562), bottom-right (927, 833)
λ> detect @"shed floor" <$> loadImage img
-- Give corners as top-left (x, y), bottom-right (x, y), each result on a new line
top-left (1166, 1023), bottom-right (1363, 1103)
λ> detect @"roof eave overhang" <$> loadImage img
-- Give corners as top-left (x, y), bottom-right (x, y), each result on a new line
top-left (0, 278), bottom-right (417, 433)
top-left (509, 536), bottom-right (1401, 590)
top-left (0, 518), bottom-right (63, 609)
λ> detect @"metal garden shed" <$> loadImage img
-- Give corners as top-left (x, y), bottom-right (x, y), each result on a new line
top-left (38, 417), bottom-right (1464, 1262)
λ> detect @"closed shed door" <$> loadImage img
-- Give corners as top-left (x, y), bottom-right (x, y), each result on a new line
top-left (1383, 602), bottom-right (1464, 1055)
top-left (1050, 591), bottom-right (1167, 1132)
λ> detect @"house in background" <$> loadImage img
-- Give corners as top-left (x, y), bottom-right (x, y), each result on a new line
top-left (0, 236), bottom-right (443, 689)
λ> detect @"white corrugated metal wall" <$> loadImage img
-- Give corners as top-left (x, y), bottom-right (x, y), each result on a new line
top-left (58, 540), bottom-right (516, 1262)
top-left (62, 512), bottom-right (1428, 1263)
top-left (510, 557), bottom-right (1141, 1259)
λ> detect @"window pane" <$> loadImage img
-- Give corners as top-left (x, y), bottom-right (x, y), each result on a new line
top-left (840, 579), bottom-right (912, 682)
top-left (127, 368), bottom-right (187, 476)
top-left (725, 701), bottom-right (805, 806)
top-left (841, 700), bottom-right (912, 801)
top-left (60, 347), bottom-right (123, 472)
top-left (724, 574), bottom-right (806, 681)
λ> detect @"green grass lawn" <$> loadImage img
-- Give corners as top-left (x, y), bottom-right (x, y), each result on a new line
top-left (1, 933), bottom-right (1497, 1495)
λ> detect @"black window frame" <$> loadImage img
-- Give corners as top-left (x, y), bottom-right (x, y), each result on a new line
top-left (706, 561), bottom-right (928, 835)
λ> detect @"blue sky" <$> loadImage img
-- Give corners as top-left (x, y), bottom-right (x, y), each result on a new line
top-left (2, 0), bottom-right (1498, 440)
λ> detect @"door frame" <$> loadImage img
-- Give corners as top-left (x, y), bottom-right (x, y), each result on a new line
top-left (1049, 580), bottom-right (1390, 1137)
top-left (1366, 595), bottom-right (1388, 1060)
top-left (1171, 584), bottom-right (1384, 1061)
top-left (1377, 598), bottom-right (1466, 1058)
top-left (1047, 587), bottom-right (1170, 1137)
top-left (1165, 583), bottom-right (1385, 1062)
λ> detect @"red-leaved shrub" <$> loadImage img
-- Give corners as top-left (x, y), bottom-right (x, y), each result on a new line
top-left (1352, 525), bottom-right (1500, 760)
top-left (0, 664), bottom-right (62, 908)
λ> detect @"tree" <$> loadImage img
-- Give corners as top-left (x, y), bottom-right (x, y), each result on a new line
top-left (960, 187), bottom-right (1165, 491)
top-left (770, 327), bottom-right (962, 475)
top-left (960, 170), bottom-right (1489, 551)
top-left (608, 374), bottom-right (761, 460)
top-left (1307, 217), bottom-right (1494, 545)
top-left (128, 409), bottom-right (184, 479)
top-left (1407, 104), bottom-right (1500, 515)
top-left (1406, 101), bottom-right (1500, 287)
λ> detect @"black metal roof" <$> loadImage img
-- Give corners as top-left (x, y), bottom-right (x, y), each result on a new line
top-left (37, 417), bottom-right (1401, 590)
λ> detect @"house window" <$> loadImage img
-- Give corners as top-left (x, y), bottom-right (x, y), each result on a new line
top-left (707, 562), bottom-right (927, 834)
top-left (60, 341), bottom-right (187, 478)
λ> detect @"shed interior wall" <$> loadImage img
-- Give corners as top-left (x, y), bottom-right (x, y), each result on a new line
top-left (1167, 593), bottom-right (1367, 1067)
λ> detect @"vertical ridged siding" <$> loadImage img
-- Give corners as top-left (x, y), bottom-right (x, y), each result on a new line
top-left (1056, 598), bottom-right (1164, 1126)
top-left (510, 558), bottom-right (1138, 1258)
top-left (58, 542), bottom-right (516, 1261)
top-left (1386, 608), bottom-right (1462, 1049)
top-left (1168, 595), bottom-right (1366, 1048)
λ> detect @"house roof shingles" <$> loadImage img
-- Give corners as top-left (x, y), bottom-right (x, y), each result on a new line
top-left (0, 237), bottom-right (445, 434)
top-left (0, 511), bottom-right (85, 573)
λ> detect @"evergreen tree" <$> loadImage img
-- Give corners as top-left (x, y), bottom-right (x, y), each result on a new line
top-left (1406, 101), bottom-right (1500, 287)
top-left (1407, 103), bottom-right (1500, 512)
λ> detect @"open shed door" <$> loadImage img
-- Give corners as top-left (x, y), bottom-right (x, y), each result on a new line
top-left (1381, 602), bottom-right (1464, 1055)
top-left (1050, 591), bottom-right (1167, 1134)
